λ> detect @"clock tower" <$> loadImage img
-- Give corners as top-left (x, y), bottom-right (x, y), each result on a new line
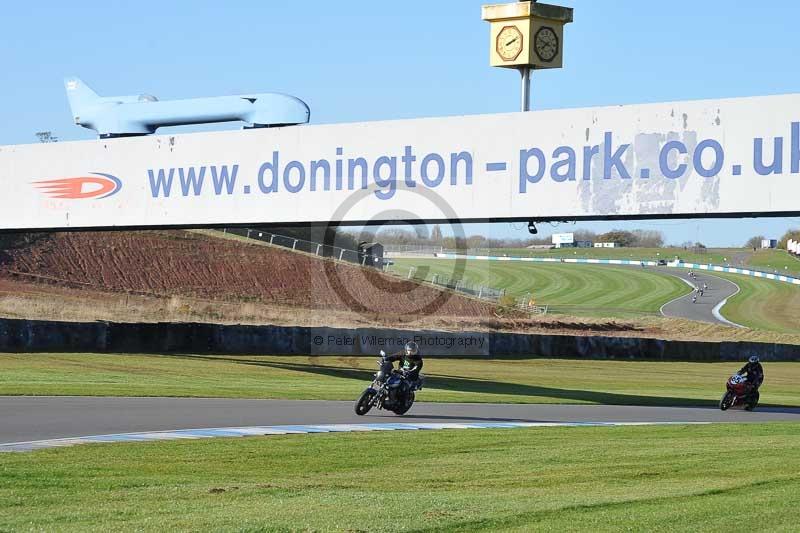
top-left (482, 1), bottom-right (573, 110)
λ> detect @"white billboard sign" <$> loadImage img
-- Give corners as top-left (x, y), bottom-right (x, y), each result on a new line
top-left (552, 232), bottom-right (574, 245)
top-left (3, 93), bottom-right (800, 230)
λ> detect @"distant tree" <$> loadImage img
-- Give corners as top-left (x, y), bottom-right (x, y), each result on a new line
top-left (466, 235), bottom-right (488, 249)
top-left (572, 229), bottom-right (597, 243)
top-left (631, 229), bottom-right (665, 248)
top-left (430, 225), bottom-right (443, 243)
top-left (374, 228), bottom-right (424, 245)
top-left (598, 230), bottom-right (636, 247)
top-left (745, 235), bottom-right (766, 249)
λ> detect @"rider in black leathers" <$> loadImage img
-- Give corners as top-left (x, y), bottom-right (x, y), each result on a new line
top-left (737, 355), bottom-right (764, 391)
top-left (386, 341), bottom-right (424, 390)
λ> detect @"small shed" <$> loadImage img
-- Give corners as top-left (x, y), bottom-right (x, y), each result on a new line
top-left (358, 242), bottom-right (385, 268)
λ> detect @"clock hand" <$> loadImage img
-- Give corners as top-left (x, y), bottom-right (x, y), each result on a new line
top-left (506, 38), bottom-right (517, 46)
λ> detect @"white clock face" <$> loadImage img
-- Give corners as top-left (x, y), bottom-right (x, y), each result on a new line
top-left (496, 26), bottom-right (523, 62)
top-left (534, 26), bottom-right (559, 62)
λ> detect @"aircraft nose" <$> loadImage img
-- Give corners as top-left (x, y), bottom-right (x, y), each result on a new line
top-left (249, 93), bottom-right (310, 127)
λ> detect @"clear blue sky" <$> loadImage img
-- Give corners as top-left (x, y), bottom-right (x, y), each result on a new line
top-left (2, 0), bottom-right (800, 246)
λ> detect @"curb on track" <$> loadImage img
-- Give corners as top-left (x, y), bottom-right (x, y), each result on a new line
top-left (710, 275), bottom-right (744, 328)
top-left (0, 421), bottom-right (711, 453)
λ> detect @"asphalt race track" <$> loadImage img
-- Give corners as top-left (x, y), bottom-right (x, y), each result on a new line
top-left (2, 396), bottom-right (798, 445)
top-left (660, 270), bottom-right (741, 326)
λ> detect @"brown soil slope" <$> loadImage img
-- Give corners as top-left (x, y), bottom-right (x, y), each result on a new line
top-left (0, 231), bottom-right (497, 318)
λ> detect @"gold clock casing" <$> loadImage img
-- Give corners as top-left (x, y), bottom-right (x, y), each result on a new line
top-left (487, 18), bottom-right (565, 68)
top-left (483, 2), bottom-right (572, 69)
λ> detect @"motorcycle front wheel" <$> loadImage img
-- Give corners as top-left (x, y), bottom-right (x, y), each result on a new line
top-left (355, 389), bottom-right (376, 416)
top-left (719, 391), bottom-right (734, 411)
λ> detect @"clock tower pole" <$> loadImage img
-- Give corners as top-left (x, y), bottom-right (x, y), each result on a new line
top-left (482, 1), bottom-right (573, 112)
top-left (520, 66), bottom-right (531, 112)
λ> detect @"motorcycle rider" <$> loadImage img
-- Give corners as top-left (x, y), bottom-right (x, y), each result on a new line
top-left (386, 341), bottom-right (424, 391)
top-left (737, 355), bottom-right (764, 392)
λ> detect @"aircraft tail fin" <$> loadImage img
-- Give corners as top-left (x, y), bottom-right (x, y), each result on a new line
top-left (64, 77), bottom-right (99, 119)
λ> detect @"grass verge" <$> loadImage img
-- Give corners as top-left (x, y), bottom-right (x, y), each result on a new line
top-left (712, 272), bottom-right (800, 333)
top-left (1, 423), bottom-right (799, 531)
top-left (1, 354), bottom-right (798, 407)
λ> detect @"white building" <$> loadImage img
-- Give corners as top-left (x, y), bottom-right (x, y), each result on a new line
top-left (551, 233), bottom-right (574, 249)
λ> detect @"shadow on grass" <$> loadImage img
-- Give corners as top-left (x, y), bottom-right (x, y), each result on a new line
top-left (156, 354), bottom-right (722, 408)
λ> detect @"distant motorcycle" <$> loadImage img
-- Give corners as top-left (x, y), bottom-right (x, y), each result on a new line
top-left (719, 374), bottom-right (759, 411)
top-left (354, 351), bottom-right (416, 416)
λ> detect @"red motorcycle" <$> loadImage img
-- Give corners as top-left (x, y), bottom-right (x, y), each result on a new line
top-left (719, 374), bottom-right (759, 411)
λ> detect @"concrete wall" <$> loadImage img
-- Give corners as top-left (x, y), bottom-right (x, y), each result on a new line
top-left (1, 318), bottom-right (799, 361)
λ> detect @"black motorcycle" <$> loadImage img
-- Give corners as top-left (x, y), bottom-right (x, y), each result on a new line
top-left (354, 351), bottom-right (417, 416)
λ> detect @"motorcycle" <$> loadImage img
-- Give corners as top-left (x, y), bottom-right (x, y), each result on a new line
top-left (354, 351), bottom-right (418, 416)
top-left (719, 374), bottom-right (759, 411)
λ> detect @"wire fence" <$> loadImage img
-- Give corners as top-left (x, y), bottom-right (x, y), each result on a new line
top-left (219, 228), bottom-right (384, 267)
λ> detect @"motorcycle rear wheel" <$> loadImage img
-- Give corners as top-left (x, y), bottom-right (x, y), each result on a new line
top-left (745, 391), bottom-right (760, 411)
top-left (719, 391), bottom-right (734, 411)
top-left (392, 393), bottom-right (415, 416)
top-left (355, 389), bottom-right (376, 416)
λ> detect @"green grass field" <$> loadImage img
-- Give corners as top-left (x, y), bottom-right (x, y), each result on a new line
top-left (2, 353), bottom-right (798, 407)
top-left (713, 272), bottom-right (800, 333)
top-left (479, 246), bottom-right (747, 266)
top-left (393, 259), bottom-right (689, 317)
top-left (1, 423), bottom-right (799, 531)
top-left (745, 249), bottom-right (800, 278)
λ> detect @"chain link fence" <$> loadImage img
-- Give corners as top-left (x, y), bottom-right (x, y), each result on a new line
top-left (219, 228), bottom-right (382, 267)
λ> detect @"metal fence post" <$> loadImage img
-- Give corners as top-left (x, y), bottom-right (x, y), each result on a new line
top-left (246, 229), bottom-right (251, 239)
top-left (316, 244), bottom-right (322, 256)
top-left (269, 234), bottom-right (275, 245)
top-left (339, 249), bottom-right (345, 261)
top-left (292, 239), bottom-right (298, 250)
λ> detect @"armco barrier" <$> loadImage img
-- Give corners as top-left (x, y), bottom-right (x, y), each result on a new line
top-left (434, 254), bottom-right (800, 286)
top-left (1, 318), bottom-right (799, 361)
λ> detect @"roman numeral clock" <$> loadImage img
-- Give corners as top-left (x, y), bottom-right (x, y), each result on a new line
top-left (482, 1), bottom-right (573, 111)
